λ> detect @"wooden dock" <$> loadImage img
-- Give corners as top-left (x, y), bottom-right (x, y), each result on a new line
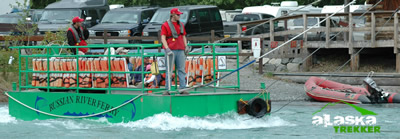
top-left (238, 11), bottom-right (400, 72)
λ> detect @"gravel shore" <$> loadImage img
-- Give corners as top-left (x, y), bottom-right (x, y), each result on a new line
top-left (220, 58), bottom-right (310, 101)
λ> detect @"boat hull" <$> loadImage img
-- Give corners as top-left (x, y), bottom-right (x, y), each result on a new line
top-left (305, 76), bottom-right (400, 104)
top-left (7, 91), bottom-right (270, 123)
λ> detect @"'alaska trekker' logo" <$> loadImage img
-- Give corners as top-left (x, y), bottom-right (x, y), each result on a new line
top-left (312, 101), bottom-right (380, 133)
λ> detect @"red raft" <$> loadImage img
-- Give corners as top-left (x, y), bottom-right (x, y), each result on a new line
top-left (304, 76), bottom-right (400, 104)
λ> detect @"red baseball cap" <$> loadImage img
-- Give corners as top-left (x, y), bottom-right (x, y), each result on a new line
top-left (170, 8), bottom-right (183, 15)
top-left (72, 16), bottom-right (84, 23)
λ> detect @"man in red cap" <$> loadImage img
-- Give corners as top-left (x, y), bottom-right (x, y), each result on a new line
top-left (67, 16), bottom-right (89, 55)
top-left (161, 8), bottom-right (189, 95)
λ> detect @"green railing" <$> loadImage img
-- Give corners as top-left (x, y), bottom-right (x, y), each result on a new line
top-left (11, 43), bottom-right (240, 94)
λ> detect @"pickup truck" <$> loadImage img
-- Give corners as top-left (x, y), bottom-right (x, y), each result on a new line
top-left (223, 13), bottom-right (274, 37)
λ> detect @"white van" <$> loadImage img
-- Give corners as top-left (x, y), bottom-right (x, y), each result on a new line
top-left (242, 1), bottom-right (321, 17)
top-left (242, 1), bottom-right (321, 28)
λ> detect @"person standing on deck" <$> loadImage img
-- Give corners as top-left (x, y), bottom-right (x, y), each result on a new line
top-left (161, 8), bottom-right (190, 95)
top-left (67, 16), bottom-right (89, 55)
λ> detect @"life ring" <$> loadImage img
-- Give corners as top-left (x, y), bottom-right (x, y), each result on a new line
top-left (246, 98), bottom-right (268, 118)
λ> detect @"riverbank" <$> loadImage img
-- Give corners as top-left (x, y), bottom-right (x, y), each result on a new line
top-left (0, 93), bottom-right (7, 102)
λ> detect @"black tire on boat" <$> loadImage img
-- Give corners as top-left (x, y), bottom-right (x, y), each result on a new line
top-left (246, 98), bottom-right (268, 118)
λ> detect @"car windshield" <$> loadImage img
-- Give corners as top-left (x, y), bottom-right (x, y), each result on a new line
top-left (149, 9), bottom-right (188, 24)
top-left (233, 14), bottom-right (260, 21)
top-left (293, 18), bottom-right (318, 26)
top-left (40, 9), bottom-right (80, 24)
top-left (101, 11), bottom-right (139, 24)
top-left (0, 16), bottom-right (21, 24)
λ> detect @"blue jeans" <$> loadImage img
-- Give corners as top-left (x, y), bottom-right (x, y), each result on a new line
top-left (128, 63), bottom-right (134, 83)
top-left (165, 50), bottom-right (186, 90)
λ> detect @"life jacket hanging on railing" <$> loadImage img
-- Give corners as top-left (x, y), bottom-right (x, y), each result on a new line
top-left (69, 59), bottom-right (77, 87)
top-left (31, 59), bottom-right (39, 86)
top-left (62, 59), bottom-right (70, 88)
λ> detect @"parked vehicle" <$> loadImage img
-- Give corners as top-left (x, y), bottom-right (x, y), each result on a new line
top-left (142, 5), bottom-right (224, 44)
top-left (29, 9), bottom-right (44, 23)
top-left (0, 13), bottom-right (38, 48)
top-left (242, 1), bottom-right (321, 18)
top-left (109, 4), bottom-right (124, 10)
top-left (223, 13), bottom-right (275, 36)
top-left (38, 0), bottom-right (109, 34)
top-left (242, 1), bottom-right (321, 29)
top-left (0, 13), bottom-right (38, 35)
top-left (220, 9), bottom-right (242, 22)
top-left (89, 6), bottom-right (158, 44)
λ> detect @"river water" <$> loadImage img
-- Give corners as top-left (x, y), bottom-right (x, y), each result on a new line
top-left (0, 101), bottom-right (399, 138)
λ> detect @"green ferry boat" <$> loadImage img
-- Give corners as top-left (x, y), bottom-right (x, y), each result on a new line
top-left (5, 43), bottom-right (271, 123)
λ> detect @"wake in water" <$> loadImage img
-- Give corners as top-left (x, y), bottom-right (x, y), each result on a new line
top-left (0, 106), bottom-right (17, 124)
top-left (113, 112), bottom-right (295, 131)
top-left (0, 105), bottom-right (294, 131)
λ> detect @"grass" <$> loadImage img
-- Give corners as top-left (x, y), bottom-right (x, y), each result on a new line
top-left (264, 72), bottom-right (274, 78)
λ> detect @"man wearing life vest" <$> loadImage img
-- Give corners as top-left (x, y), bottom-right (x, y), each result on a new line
top-left (161, 8), bottom-right (189, 95)
top-left (67, 16), bottom-right (89, 55)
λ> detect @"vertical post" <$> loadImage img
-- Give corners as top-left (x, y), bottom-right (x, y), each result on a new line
top-left (303, 14), bottom-right (308, 41)
top-left (325, 14), bottom-right (330, 48)
top-left (351, 52), bottom-right (360, 71)
top-left (348, 13), bottom-right (354, 53)
top-left (349, 13), bottom-right (358, 71)
top-left (260, 82), bottom-right (265, 89)
top-left (344, 0), bottom-right (350, 42)
top-left (284, 19), bottom-right (288, 41)
top-left (259, 39), bottom-right (263, 74)
top-left (212, 44), bottom-right (217, 92)
top-left (158, 30), bottom-right (161, 52)
top-left (236, 24), bottom-right (242, 36)
top-left (349, 13), bottom-right (353, 47)
top-left (395, 13), bottom-right (398, 53)
top-left (238, 40), bottom-right (242, 53)
top-left (18, 48), bottom-right (21, 90)
top-left (302, 14), bottom-right (308, 66)
top-left (371, 12), bottom-right (376, 47)
top-left (397, 54), bottom-right (400, 73)
top-left (46, 48), bottom-right (50, 92)
top-left (211, 30), bottom-right (215, 43)
top-left (269, 19), bottom-right (274, 42)
top-left (236, 43), bottom-right (240, 89)
top-left (394, 13), bottom-right (400, 72)
top-left (12, 82), bottom-right (16, 91)
top-left (103, 30), bottom-right (108, 44)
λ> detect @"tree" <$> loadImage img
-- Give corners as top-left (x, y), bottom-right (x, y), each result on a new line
top-left (31, 0), bottom-right (367, 10)
top-left (31, 0), bottom-right (58, 9)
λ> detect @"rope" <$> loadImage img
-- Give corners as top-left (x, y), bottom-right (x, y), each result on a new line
top-left (5, 92), bottom-right (145, 119)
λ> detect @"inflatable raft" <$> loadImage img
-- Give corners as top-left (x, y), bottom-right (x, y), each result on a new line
top-left (305, 76), bottom-right (400, 104)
